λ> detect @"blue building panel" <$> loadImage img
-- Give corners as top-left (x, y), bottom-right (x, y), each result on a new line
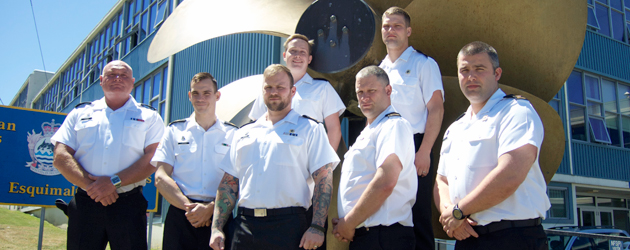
top-left (556, 141), bottom-right (572, 175)
top-left (572, 141), bottom-right (630, 181)
top-left (576, 31), bottom-right (630, 82)
top-left (121, 32), bottom-right (169, 81)
top-left (170, 33), bottom-right (281, 121)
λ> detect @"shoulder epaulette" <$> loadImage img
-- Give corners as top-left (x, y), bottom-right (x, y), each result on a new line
top-left (240, 120), bottom-right (255, 129)
top-left (385, 112), bottom-right (401, 118)
top-left (74, 101), bottom-right (92, 109)
top-left (503, 94), bottom-right (528, 101)
top-left (224, 121), bottom-right (238, 129)
top-left (454, 112), bottom-right (466, 122)
top-left (168, 119), bottom-right (186, 126)
top-left (138, 103), bottom-right (157, 111)
top-left (302, 115), bottom-right (321, 123)
top-left (312, 78), bottom-right (329, 82)
top-left (415, 49), bottom-right (426, 56)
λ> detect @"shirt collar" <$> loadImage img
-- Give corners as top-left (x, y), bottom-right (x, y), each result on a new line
top-left (94, 95), bottom-right (136, 111)
top-left (254, 109), bottom-right (300, 127)
top-left (186, 113), bottom-right (224, 132)
top-left (295, 73), bottom-right (313, 87)
top-left (383, 46), bottom-right (415, 65)
top-left (470, 88), bottom-right (506, 118)
top-left (369, 105), bottom-right (397, 128)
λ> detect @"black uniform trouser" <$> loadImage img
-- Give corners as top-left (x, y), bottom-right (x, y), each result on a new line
top-left (350, 223), bottom-right (416, 250)
top-left (413, 133), bottom-right (435, 250)
top-left (67, 187), bottom-right (147, 250)
top-left (229, 207), bottom-right (308, 250)
top-left (455, 225), bottom-right (548, 250)
top-left (163, 203), bottom-right (235, 250)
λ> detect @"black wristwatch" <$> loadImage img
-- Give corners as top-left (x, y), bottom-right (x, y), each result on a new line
top-left (452, 203), bottom-right (468, 220)
top-left (110, 175), bottom-right (122, 189)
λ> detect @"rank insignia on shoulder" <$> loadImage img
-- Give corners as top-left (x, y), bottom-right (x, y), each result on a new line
top-left (138, 103), bottom-right (157, 111)
top-left (168, 119), bottom-right (186, 126)
top-left (75, 101), bottom-right (92, 109)
top-left (385, 112), bottom-right (401, 117)
top-left (443, 130), bottom-right (449, 141)
top-left (224, 121), bottom-right (238, 128)
top-left (503, 94), bottom-right (528, 100)
top-left (302, 115), bottom-right (321, 123)
top-left (240, 120), bottom-right (255, 129)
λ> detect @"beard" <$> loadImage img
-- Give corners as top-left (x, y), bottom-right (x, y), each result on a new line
top-left (264, 96), bottom-right (290, 112)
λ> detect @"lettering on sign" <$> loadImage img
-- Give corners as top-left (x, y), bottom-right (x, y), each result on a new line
top-left (8, 182), bottom-right (77, 198)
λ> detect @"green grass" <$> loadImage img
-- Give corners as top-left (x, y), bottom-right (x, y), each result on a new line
top-left (0, 207), bottom-right (66, 250)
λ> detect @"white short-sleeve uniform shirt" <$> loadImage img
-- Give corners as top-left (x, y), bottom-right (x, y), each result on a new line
top-left (437, 89), bottom-right (551, 226)
top-left (248, 73), bottom-right (346, 122)
top-left (379, 46), bottom-right (444, 134)
top-left (150, 114), bottom-right (237, 202)
top-left (221, 110), bottom-right (340, 209)
top-left (338, 106), bottom-right (417, 228)
top-left (51, 96), bottom-right (164, 193)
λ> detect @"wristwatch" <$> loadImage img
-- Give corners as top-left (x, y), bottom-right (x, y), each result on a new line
top-left (110, 175), bottom-right (122, 189)
top-left (452, 203), bottom-right (468, 220)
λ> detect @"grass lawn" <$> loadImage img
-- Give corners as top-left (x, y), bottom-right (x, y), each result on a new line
top-left (0, 207), bottom-right (66, 250)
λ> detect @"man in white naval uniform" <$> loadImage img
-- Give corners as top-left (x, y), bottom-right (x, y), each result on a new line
top-left (248, 34), bottom-right (345, 151)
top-left (152, 72), bottom-right (237, 250)
top-left (52, 60), bottom-right (164, 250)
top-left (435, 41), bottom-right (550, 250)
top-left (333, 66), bottom-right (417, 250)
top-left (210, 64), bottom-right (340, 250)
top-left (379, 7), bottom-right (444, 249)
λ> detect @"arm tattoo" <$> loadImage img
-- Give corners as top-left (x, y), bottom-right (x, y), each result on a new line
top-left (311, 163), bottom-right (333, 227)
top-left (212, 173), bottom-right (239, 232)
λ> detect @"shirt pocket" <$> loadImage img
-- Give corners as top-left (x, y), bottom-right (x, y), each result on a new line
top-left (464, 126), bottom-right (497, 169)
top-left (122, 120), bottom-right (147, 151)
top-left (174, 142), bottom-right (196, 172)
top-left (274, 135), bottom-right (305, 167)
top-left (215, 143), bottom-right (229, 155)
top-left (343, 137), bottom-right (371, 172)
top-left (390, 74), bottom-right (418, 106)
top-left (74, 120), bottom-right (98, 146)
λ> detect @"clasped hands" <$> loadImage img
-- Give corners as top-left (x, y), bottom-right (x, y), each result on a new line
top-left (439, 204), bottom-right (479, 240)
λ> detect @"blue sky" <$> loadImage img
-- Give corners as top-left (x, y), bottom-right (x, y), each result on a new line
top-left (0, 0), bottom-right (118, 106)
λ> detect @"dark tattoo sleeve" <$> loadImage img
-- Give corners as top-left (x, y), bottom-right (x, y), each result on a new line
top-left (211, 173), bottom-right (239, 232)
top-left (311, 163), bottom-right (333, 227)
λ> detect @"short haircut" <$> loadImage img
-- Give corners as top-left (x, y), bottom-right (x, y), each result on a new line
top-left (383, 6), bottom-right (411, 27)
top-left (263, 64), bottom-right (294, 88)
top-left (356, 65), bottom-right (390, 86)
top-left (458, 41), bottom-right (500, 70)
top-left (284, 34), bottom-right (314, 55)
top-left (190, 72), bottom-right (218, 92)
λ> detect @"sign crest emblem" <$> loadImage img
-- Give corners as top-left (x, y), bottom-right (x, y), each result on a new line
top-left (26, 119), bottom-right (61, 176)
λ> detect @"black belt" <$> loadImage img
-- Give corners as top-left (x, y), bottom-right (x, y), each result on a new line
top-left (473, 218), bottom-right (542, 234)
top-left (356, 222), bottom-right (406, 234)
top-left (77, 186), bottom-right (143, 198)
top-left (237, 206), bottom-right (305, 217)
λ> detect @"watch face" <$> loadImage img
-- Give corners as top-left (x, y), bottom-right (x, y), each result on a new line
top-left (453, 209), bottom-right (464, 220)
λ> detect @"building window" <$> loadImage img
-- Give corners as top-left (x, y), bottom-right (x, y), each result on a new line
top-left (548, 187), bottom-right (570, 219)
top-left (123, 0), bottom-right (171, 56)
top-left (133, 65), bottom-right (168, 118)
top-left (588, 0), bottom-right (630, 42)
top-left (567, 70), bottom-right (630, 147)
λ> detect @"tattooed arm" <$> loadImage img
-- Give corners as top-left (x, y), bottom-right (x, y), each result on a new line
top-left (332, 154), bottom-right (403, 242)
top-left (299, 162), bottom-right (333, 249)
top-left (209, 173), bottom-right (239, 250)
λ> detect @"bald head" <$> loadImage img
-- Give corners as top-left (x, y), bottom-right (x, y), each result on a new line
top-left (102, 60), bottom-right (133, 76)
